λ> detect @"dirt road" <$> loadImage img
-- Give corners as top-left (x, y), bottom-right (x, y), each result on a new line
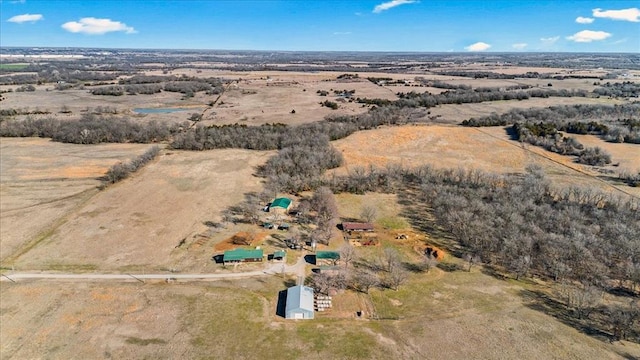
top-left (0, 253), bottom-right (309, 283)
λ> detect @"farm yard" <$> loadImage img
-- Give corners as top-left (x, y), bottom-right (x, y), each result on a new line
top-left (1, 49), bottom-right (639, 359)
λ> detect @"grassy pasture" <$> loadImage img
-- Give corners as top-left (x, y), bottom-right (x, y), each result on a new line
top-left (0, 63), bottom-right (28, 70)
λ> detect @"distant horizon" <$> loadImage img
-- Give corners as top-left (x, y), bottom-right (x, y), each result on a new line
top-left (1, 45), bottom-right (638, 55)
top-left (2, 1), bottom-right (638, 53)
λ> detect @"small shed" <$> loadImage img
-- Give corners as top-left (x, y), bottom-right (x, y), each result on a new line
top-left (223, 248), bottom-right (264, 264)
top-left (273, 250), bottom-right (286, 261)
top-left (270, 197), bottom-right (292, 214)
top-left (285, 285), bottom-right (315, 319)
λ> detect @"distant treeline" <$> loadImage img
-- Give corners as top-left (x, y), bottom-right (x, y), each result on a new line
top-left (594, 81), bottom-right (640, 98)
top-left (462, 103), bottom-right (640, 144)
top-left (356, 88), bottom-right (588, 108)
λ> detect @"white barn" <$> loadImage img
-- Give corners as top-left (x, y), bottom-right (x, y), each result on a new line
top-left (285, 285), bottom-right (314, 319)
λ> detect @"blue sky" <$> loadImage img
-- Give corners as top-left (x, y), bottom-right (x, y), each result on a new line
top-left (1, 0), bottom-right (639, 52)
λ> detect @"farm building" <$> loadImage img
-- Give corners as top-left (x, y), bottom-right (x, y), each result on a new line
top-left (285, 285), bottom-right (315, 319)
top-left (269, 197), bottom-right (292, 214)
top-left (223, 248), bottom-right (264, 264)
top-left (342, 222), bottom-right (374, 232)
top-left (273, 250), bottom-right (287, 261)
top-left (316, 251), bottom-right (340, 265)
top-left (342, 222), bottom-right (377, 245)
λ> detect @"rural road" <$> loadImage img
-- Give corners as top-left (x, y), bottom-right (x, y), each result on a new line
top-left (1, 253), bottom-right (310, 283)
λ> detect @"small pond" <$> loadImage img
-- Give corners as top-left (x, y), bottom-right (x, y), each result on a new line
top-left (133, 108), bottom-right (189, 114)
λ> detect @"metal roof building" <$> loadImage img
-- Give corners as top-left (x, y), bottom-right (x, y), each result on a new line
top-left (270, 197), bottom-right (292, 211)
top-left (285, 285), bottom-right (315, 319)
top-left (316, 251), bottom-right (340, 260)
top-left (342, 222), bottom-right (375, 232)
top-left (222, 248), bottom-right (263, 263)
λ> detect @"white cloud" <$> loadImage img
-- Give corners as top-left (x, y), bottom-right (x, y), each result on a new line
top-left (7, 13), bottom-right (42, 23)
top-left (512, 43), bottom-right (528, 50)
top-left (333, 31), bottom-right (351, 35)
top-left (575, 16), bottom-right (594, 24)
top-left (373, 0), bottom-right (416, 13)
top-left (566, 30), bottom-right (612, 43)
top-left (540, 36), bottom-right (560, 44)
top-left (465, 42), bottom-right (491, 52)
top-left (11, 0), bottom-right (27, 3)
top-left (592, 7), bottom-right (640, 22)
top-left (612, 38), bottom-right (628, 44)
top-left (62, 17), bottom-right (136, 35)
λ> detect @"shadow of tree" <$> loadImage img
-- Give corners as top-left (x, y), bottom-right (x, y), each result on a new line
top-left (519, 288), bottom-right (615, 343)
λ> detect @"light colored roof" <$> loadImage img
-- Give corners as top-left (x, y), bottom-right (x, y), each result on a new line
top-left (223, 248), bottom-right (263, 261)
top-left (286, 285), bottom-right (314, 318)
top-left (316, 251), bottom-right (340, 260)
top-left (274, 250), bottom-right (286, 258)
top-left (270, 197), bottom-right (292, 209)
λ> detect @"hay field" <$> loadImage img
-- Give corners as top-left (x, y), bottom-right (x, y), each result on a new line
top-left (9, 148), bottom-right (273, 271)
top-left (0, 138), bottom-right (152, 263)
top-left (331, 125), bottom-right (640, 197)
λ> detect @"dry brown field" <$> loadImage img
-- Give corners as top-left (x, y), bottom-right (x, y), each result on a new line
top-left (0, 138), bottom-right (152, 263)
top-left (331, 125), bottom-right (640, 198)
top-left (6, 147), bottom-right (272, 271)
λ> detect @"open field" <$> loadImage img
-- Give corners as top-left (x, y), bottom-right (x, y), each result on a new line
top-left (6, 147), bottom-right (272, 271)
top-left (2, 267), bottom-right (638, 359)
top-left (331, 125), bottom-right (640, 198)
top-left (0, 138), bottom-right (152, 262)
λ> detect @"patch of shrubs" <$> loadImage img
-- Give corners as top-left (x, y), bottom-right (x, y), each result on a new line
top-left (103, 146), bottom-right (160, 185)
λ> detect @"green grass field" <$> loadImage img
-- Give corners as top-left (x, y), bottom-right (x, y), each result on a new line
top-left (0, 63), bottom-right (29, 70)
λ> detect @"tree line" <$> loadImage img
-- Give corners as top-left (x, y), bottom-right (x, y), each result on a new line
top-left (0, 114), bottom-right (184, 144)
top-left (356, 87), bottom-right (588, 108)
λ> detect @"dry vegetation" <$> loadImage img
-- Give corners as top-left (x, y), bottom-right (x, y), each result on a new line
top-left (1, 51), bottom-right (639, 359)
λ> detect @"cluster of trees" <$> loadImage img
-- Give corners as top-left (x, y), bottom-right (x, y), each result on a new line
top-left (321, 100), bottom-right (339, 109)
top-left (257, 134), bottom-right (343, 192)
top-left (310, 246), bottom-right (413, 297)
top-left (308, 187), bottom-right (339, 245)
top-left (414, 77), bottom-right (472, 90)
top-left (15, 85), bottom-right (36, 92)
top-left (463, 104), bottom-right (640, 144)
top-left (89, 78), bottom-right (223, 96)
top-left (357, 88), bottom-right (587, 109)
top-left (593, 81), bottom-right (640, 98)
top-left (103, 146), bottom-right (160, 185)
top-left (0, 114), bottom-right (183, 144)
top-left (305, 164), bottom-right (639, 338)
top-left (619, 170), bottom-right (640, 187)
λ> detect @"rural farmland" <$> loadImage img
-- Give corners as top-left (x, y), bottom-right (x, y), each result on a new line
top-left (1, 45), bottom-right (639, 360)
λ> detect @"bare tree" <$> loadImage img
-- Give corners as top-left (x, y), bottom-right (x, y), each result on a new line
top-left (351, 269), bottom-right (379, 293)
top-left (382, 247), bottom-right (401, 273)
top-left (386, 264), bottom-right (409, 291)
top-left (340, 243), bottom-right (356, 269)
top-left (360, 204), bottom-right (377, 223)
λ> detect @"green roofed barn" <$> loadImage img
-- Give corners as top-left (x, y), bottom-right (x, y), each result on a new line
top-left (315, 251), bottom-right (340, 265)
top-left (316, 251), bottom-right (340, 260)
top-left (223, 248), bottom-right (263, 264)
top-left (270, 197), bottom-right (292, 214)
